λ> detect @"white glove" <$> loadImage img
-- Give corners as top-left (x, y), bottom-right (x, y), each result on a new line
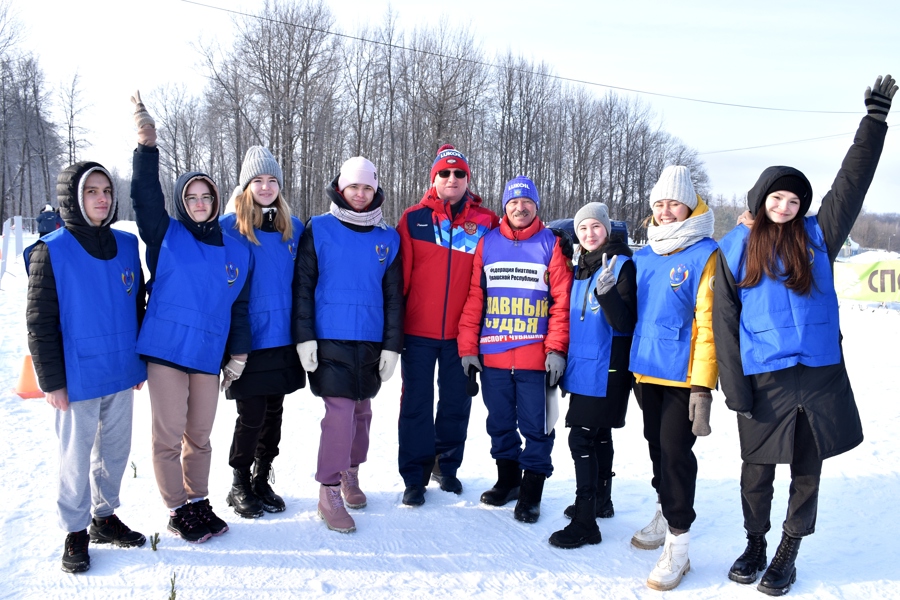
top-left (220, 356), bottom-right (247, 392)
top-left (296, 341), bottom-right (318, 373)
top-left (378, 350), bottom-right (400, 382)
top-left (594, 253), bottom-right (618, 296)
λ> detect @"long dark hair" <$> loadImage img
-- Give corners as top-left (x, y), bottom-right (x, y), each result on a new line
top-left (739, 213), bottom-right (813, 295)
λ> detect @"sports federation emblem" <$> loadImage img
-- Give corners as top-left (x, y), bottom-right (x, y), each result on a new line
top-left (669, 264), bottom-right (689, 292)
top-left (121, 268), bottom-right (135, 295)
top-left (225, 262), bottom-right (240, 286)
top-left (808, 247), bottom-right (815, 265)
top-left (288, 241), bottom-right (297, 260)
top-left (544, 269), bottom-right (550, 285)
top-left (464, 221), bottom-right (477, 235)
top-left (376, 244), bottom-right (390, 263)
top-left (447, 158), bottom-right (457, 164)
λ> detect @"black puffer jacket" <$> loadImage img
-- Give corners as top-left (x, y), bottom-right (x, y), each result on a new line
top-left (563, 240), bottom-right (637, 429)
top-left (292, 177), bottom-right (403, 400)
top-left (131, 144), bottom-right (252, 367)
top-left (714, 116), bottom-right (886, 463)
top-left (26, 162), bottom-right (146, 393)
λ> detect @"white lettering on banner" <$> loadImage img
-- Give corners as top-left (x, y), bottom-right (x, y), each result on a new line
top-left (484, 261), bottom-right (549, 291)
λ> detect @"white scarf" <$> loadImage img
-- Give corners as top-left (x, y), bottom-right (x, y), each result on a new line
top-left (647, 209), bottom-right (715, 255)
top-left (329, 202), bottom-right (387, 229)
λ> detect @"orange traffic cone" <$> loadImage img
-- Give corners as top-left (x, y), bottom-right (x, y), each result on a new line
top-left (15, 355), bottom-right (44, 399)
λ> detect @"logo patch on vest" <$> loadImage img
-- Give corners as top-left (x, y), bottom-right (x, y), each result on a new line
top-left (376, 244), bottom-right (390, 263)
top-left (808, 247), bottom-right (815, 265)
top-left (464, 221), bottom-right (477, 235)
top-left (288, 241), bottom-right (297, 260)
top-left (225, 262), bottom-right (240, 286)
top-left (544, 269), bottom-right (550, 285)
top-left (669, 264), bottom-right (689, 291)
top-left (121, 268), bottom-right (135, 295)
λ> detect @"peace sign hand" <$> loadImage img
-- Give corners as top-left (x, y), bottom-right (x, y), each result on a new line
top-left (594, 253), bottom-right (618, 297)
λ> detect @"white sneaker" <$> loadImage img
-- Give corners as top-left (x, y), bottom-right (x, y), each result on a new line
top-left (647, 530), bottom-right (690, 591)
top-left (631, 502), bottom-right (668, 549)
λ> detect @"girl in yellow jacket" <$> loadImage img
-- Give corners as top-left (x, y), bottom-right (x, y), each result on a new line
top-left (628, 165), bottom-right (718, 591)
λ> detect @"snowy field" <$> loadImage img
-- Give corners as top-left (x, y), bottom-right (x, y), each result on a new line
top-left (1, 229), bottom-right (899, 599)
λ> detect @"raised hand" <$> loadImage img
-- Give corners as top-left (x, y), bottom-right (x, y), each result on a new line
top-left (594, 253), bottom-right (618, 296)
top-left (865, 74), bottom-right (898, 122)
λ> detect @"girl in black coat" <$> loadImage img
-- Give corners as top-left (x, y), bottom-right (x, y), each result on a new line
top-left (714, 74), bottom-right (896, 596)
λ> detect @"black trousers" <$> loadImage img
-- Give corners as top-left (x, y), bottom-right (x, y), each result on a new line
top-left (740, 410), bottom-right (822, 538)
top-left (568, 426), bottom-right (613, 497)
top-left (228, 394), bottom-right (285, 470)
top-left (638, 383), bottom-right (697, 531)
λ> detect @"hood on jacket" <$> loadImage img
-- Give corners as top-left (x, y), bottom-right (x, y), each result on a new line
top-left (173, 171), bottom-right (223, 241)
top-left (747, 166), bottom-right (813, 218)
top-left (57, 162), bottom-right (117, 229)
top-left (326, 174), bottom-right (385, 213)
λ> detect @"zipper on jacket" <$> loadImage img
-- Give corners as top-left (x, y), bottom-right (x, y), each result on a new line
top-left (440, 205), bottom-right (458, 340)
top-left (580, 275), bottom-right (592, 321)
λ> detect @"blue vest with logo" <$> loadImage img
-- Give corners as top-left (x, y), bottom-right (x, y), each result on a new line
top-left (311, 214), bottom-right (399, 342)
top-left (220, 213), bottom-right (303, 351)
top-left (561, 255), bottom-right (631, 396)
top-left (479, 227), bottom-right (556, 354)
top-left (718, 217), bottom-right (841, 375)
top-left (137, 218), bottom-right (250, 374)
top-left (42, 228), bottom-right (146, 402)
top-left (629, 237), bottom-right (718, 382)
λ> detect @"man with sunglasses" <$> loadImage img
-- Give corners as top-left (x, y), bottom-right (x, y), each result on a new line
top-left (396, 144), bottom-right (499, 506)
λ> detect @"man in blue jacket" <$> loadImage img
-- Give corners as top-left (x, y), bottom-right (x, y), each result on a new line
top-left (26, 162), bottom-right (148, 573)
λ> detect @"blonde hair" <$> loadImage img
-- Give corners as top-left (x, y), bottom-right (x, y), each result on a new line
top-left (233, 187), bottom-right (294, 244)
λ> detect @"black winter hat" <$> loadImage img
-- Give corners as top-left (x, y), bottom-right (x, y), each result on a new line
top-left (748, 166), bottom-right (813, 218)
top-left (56, 161), bottom-right (117, 227)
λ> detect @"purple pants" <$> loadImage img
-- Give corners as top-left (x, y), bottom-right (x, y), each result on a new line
top-left (316, 396), bottom-right (372, 485)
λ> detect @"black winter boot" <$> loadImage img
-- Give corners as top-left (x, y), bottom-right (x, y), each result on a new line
top-left (226, 468), bottom-right (264, 518)
top-left (480, 459), bottom-right (522, 506)
top-left (728, 532), bottom-right (767, 584)
top-left (565, 472), bottom-right (615, 519)
top-left (61, 529), bottom-right (90, 573)
top-left (513, 470), bottom-right (546, 523)
top-left (253, 459), bottom-right (286, 513)
top-left (89, 514), bottom-right (146, 547)
top-left (757, 532), bottom-right (801, 596)
top-left (549, 495), bottom-right (602, 548)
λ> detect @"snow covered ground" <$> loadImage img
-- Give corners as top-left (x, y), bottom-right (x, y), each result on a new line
top-left (2, 229), bottom-right (899, 599)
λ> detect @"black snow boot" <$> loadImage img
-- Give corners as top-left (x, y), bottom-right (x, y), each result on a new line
top-left (513, 470), bottom-right (546, 523)
top-left (226, 468), bottom-right (264, 518)
top-left (564, 472), bottom-right (615, 519)
top-left (757, 532), bottom-right (801, 596)
top-left (549, 495), bottom-right (602, 548)
top-left (431, 457), bottom-right (463, 494)
top-left (480, 459), bottom-right (522, 506)
top-left (253, 459), bottom-right (286, 513)
top-left (728, 532), bottom-right (767, 584)
top-left (89, 514), bottom-right (146, 547)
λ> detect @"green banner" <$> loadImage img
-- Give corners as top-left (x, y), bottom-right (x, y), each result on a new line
top-left (834, 260), bottom-right (900, 302)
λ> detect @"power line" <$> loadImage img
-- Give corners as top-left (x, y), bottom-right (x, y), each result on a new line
top-left (181, 0), bottom-right (858, 115)
top-left (699, 124), bottom-right (896, 155)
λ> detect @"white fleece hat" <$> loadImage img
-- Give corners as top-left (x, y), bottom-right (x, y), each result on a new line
top-left (338, 156), bottom-right (378, 192)
top-left (649, 165), bottom-right (697, 211)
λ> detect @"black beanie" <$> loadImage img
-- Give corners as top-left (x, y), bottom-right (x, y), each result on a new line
top-left (763, 175), bottom-right (813, 217)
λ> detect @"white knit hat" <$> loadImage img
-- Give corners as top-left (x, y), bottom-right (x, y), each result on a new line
top-left (649, 165), bottom-right (697, 210)
top-left (338, 156), bottom-right (378, 192)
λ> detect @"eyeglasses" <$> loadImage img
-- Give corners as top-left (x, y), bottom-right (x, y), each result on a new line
top-left (436, 169), bottom-right (467, 179)
top-left (185, 194), bottom-right (215, 206)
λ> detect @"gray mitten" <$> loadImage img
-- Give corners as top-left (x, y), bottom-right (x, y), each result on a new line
top-left (545, 351), bottom-right (566, 387)
top-left (864, 74), bottom-right (898, 122)
top-left (688, 390), bottom-right (712, 436)
top-left (594, 253), bottom-right (618, 297)
top-left (461, 355), bottom-right (482, 374)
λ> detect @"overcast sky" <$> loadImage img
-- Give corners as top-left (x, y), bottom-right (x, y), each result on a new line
top-left (12, 0), bottom-right (900, 213)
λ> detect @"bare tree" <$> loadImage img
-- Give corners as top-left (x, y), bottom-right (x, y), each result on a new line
top-left (59, 71), bottom-right (90, 166)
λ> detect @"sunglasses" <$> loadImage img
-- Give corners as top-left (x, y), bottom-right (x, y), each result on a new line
top-left (436, 169), bottom-right (467, 179)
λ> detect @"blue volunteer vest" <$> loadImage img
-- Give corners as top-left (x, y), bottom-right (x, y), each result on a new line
top-left (479, 227), bottom-right (556, 354)
top-left (311, 214), bottom-right (399, 342)
top-left (718, 217), bottom-right (841, 375)
top-left (561, 255), bottom-right (631, 396)
top-left (221, 214), bottom-right (304, 351)
top-left (42, 228), bottom-right (146, 402)
top-left (137, 218), bottom-right (250, 374)
top-left (629, 237), bottom-right (718, 382)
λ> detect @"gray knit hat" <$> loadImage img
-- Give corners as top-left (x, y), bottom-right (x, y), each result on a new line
top-left (574, 202), bottom-right (611, 237)
top-left (649, 165), bottom-right (698, 211)
top-left (239, 146), bottom-right (284, 191)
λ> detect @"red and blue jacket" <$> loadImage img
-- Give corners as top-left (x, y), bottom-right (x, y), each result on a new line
top-left (397, 188), bottom-right (499, 340)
